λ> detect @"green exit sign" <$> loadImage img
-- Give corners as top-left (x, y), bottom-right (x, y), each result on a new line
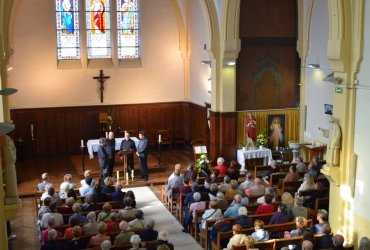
top-left (335, 87), bottom-right (343, 94)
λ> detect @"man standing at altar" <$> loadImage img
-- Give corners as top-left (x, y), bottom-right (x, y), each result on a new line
top-left (120, 132), bottom-right (136, 174)
top-left (136, 131), bottom-right (148, 181)
top-left (98, 137), bottom-right (109, 185)
top-left (106, 131), bottom-right (116, 177)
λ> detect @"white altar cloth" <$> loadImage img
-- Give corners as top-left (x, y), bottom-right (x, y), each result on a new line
top-left (237, 147), bottom-right (272, 170)
top-left (87, 137), bottom-right (139, 159)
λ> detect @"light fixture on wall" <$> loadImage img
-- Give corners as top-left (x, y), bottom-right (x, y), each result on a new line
top-left (225, 60), bottom-right (236, 66)
top-left (201, 60), bottom-right (211, 66)
top-left (0, 88), bottom-right (18, 135)
top-left (7, 66), bottom-right (13, 71)
top-left (307, 64), bottom-right (320, 69)
top-left (323, 72), bottom-right (343, 84)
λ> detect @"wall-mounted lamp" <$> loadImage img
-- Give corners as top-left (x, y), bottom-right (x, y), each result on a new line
top-left (225, 61), bottom-right (236, 66)
top-left (323, 72), bottom-right (343, 84)
top-left (7, 66), bottom-right (13, 71)
top-left (308, 64), bottom-right (320, 69)
top-left (201, 60), bottom-right (211, 66)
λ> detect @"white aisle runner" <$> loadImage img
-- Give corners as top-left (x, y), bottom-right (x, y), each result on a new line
top-left (122, 186), bottom-right (203, 250)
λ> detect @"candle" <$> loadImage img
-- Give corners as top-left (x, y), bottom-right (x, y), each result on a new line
top-left (126, 172), bottom-right (129, 181)
top-left (159, 134), bottom-right (162, 142)
top-left (81, 140), bottom-right (84, 147)
top-left (105, 132), bottom-right (108, 138)
top-left (30, 124), bottom-right (34, 137)
top-left (131, 170), bottom-right (134, 178)
top-left (116, 170), bottom-right (119, 181)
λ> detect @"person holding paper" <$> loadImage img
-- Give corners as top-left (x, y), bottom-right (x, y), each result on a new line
top-left (106, 131), bottom-right (116, 177)
top-left (136, 130), bottom-right (148, 181)
top-left (119, 132), bottom-right (136, 174)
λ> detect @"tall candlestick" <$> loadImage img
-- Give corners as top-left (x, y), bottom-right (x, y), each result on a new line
top-left (116, 170), bottom-right (119, 181)
top-left (158, 134), bottom-right (162, 142)
top-left (105, 132), bottom-right (108, 138)
top-left (81, 140), bottom-right (84, 147)
top-left (30, 124), bottom-right (34, 138)
top-left (126, 172), bottom-right (129, 181)
top-left (131, 169), bottom-right (134, 178)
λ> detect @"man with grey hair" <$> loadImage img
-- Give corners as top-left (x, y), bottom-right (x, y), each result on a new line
top-left (101, 239), bottom-right (112, 250)
top-left (296, 156), bottom-right (307, 173)
top-left (224, 194), bottom-right (242, 218)
top-left (218, 176), bottom-right (232, 193)
top-left (98, 137), bottom-right (109, 185)
top-left (166, 164), bottom-right (183, 197)
top-left (68, 203), bottom-right (88, 224)
top-left (239, 172), bottom-right (255, 192)
top-left (83, 211), bottom-right (99, 235)
top-left (139, 218), bottom-right (158, 241)
top-left (146, 230), bottom-right (174, 250)
top-left (114, 220), bottom-right (135, 245)
top-left (111, 182), bottom-right (125, 201)
top-left (289, 195), bottom-right (307, 220)
top-left (311, 209), bottom-right (329, 234)
top-left (37, 172), bottom-right (50, 191)
top-left (41, 229), bottom-right (63, 250)
top-left (333, 234), bottom-right (345, 250)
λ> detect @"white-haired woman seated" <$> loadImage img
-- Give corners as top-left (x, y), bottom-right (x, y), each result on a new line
top-left (129, 235), bottom-right (146, 250)
top-left (146, 230), bottom-right (174, 250)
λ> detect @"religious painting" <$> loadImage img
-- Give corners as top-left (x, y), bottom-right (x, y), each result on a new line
top-left (267, 114), bottom-right (285, 149)
top-left (55, 0), bottom-right (80, 60)
top-left (324, 104), bottom-right (333, 115)
top-left (117, 0), bottom-right (139, 59)
top-left (86, 0), bottom-right (111, 58)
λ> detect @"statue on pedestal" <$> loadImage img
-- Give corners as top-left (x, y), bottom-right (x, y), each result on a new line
top-left (319, 116), bottom-right (341, 166)
top-left (244, 113), bottom-right (257, 149)
top-left (2, 135), bottom-right (19, 204)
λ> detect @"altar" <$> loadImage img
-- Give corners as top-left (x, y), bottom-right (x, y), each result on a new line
top-left (237, 147), bottom-right (273, 170)
top-left (87, 137), bottom-right (139, 159)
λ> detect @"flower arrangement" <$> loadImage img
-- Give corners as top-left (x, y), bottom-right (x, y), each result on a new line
top-left (256, 131), bottom-right (268, 146)
top-left (106, 109), bottom-right (115, 128)
top-left (196, 154), bottom-right (209, 172)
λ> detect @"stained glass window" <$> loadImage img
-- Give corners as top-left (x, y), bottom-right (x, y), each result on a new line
top-left (55, 0), bottom-right (80, 60)
top-left (117, 0), bottom-right (139, 59)
top-left (86, 0), bottom-right (112, 59)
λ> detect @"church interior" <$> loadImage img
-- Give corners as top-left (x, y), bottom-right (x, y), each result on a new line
top-left (1, 0), bottom-right (370, 249)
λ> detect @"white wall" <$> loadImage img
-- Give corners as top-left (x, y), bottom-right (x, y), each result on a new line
top-left (303, 0), bottom-right (332, 144)
top-left (7, 0), bottom-right (184, 108)
top-left (353, 0), bottom-right (370, 221)
top-left (189, 0), bottom-right (212, 106)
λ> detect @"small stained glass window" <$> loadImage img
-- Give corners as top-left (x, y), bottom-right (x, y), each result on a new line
top-left (55, 0), bottom-right (80, 60)
top-left (117, 0), bottom-right (139, 59)
top-left (86, 0), bottom-right (112, 59)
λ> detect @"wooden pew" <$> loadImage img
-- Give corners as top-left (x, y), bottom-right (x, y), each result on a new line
top-left (199, 217), bottom-right (237, 250)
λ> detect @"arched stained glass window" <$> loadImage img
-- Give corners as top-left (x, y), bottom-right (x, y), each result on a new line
top-left (86, 0), bottom-right (112, 59)
top-left (55, 0), bottom-right (80, 60)
top-left (117, 0), bottom-right (139, 59)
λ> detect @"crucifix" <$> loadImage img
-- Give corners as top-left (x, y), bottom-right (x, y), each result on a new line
top-left (93, 69), bottom-right (110, 103)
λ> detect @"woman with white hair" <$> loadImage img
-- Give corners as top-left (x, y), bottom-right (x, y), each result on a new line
top-left (80, 170), bottom-right (96, 187)
top-left (83, 211), bottom-right (99, 235)
top-left (214, 157), bottom-right (227, 177)
top-left (129, 235), bottom-right (146, 250)
top-left (114, 220), bottom-right (135, 245)
top-left (297, 173), bottom-right (315, 195)
top-left (60, 173), bottom-right (77, 190)
top-left (89, 222), bottom-right (110, 247)
top-left (146, 230), bottom-right (174, 250)
top-left (182, 192), bottom-right (206, 232)
top-left (128, 209), bottom-right (145, 230)
top-left (101, 239), bottom-right (112, 250)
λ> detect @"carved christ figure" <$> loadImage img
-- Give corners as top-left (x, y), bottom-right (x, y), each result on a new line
top-left (319, 116), bottom-right (341, 166)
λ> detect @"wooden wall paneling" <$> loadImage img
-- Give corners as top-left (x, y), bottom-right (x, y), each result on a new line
top-left (221, 113), bottom-right (237, 159)
top-left (209, 111), bottom-right (220, 160)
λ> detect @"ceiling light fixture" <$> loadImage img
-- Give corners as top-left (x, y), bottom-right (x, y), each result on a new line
top-left (308, 64), bottom-right (320, 69)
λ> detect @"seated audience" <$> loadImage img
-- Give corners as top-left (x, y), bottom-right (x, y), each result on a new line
top-left (182, 192), bottom-right (206, 232)
top-left (101, 177), bottom-right (115, 194)
top-left (128, 209), bottom-right (145, 230)
top-left (182, 182), bottom-right (207, 211)
top-left (80, 170), bottom-right (96, 188)
top-left (295, 156), bottom-right (307, 173)
top-left (67, 189), bottom-right (81, 203)
top-left (224, 194), bottom-right (242, 218)
top-left (294, 228), bottom-right (315, 250)
top-left (333, 234), bottom-right (345, 250)
top-left (225, 180), bottom-right (241, 200)
top-left (308, 155), bottom-right (322, 179)
top-left (251, 220), bottom-right (269, 242)
top-left (41, 201), bottom-right (64, 229)
top-left (79, 176), bottom-right (94, 196)
top-left (101, 240), bottom-right (112, 250)
top-left (41, 216), bottom-right (62, 244)
top-left (129, 234), bottom-right (146, 250)
top-left (227, 160), bottom-right (240, 180)
top-left (359, 237), bottom-right (370, 250)
top-left (262, 160), bottom-right (279, 183)
top-left (234, 206), bottom-right (253, 229)
top-left (64, 217), bottom-right (80, 239)
top-left (256, 194), bottom-right (274, 216)
top-left (67, 225), bottom-right (88, 250)
top-left (178, 176), bottom-right (192, 202)
top-left (166, 164), bottom-right (183, 197)
top-left (114, 220), bottom-right (135, 245)
top-left (81, 195), bottom-right (99, 212)
top-left (38, 197), bottom-right (51, 220)
top-left (257, 187), bottom-right (276, 204)
top-left (245, 178), bottom-right (265, 197)
top-left (138, 218), bottom-right (158, 241)
top-left (283, 165), bottom-right (300, 182)
top-left (199, 162), bottom-right (211, 178)
top-left (41, 229), bottom-right (63, 250)
top-left (41, 185), bottom-right (61, 205)
top-left (269, 203), bottom-right (290, 225)
top-left (315, 224), bottom-right (335, 249)
top-left (200, 200), bottom-right (220, 230)
top-left (244, 235), bottom-right (257, 250)
top-left (59, 182), bottom-right (70, 199)
top-left (118, 197), bottom-right (137, 220)
top-left (218, 176), bottom-right (232, 193)
top-left (111, 182), bottom-right (125, 201)
top-left (303, 181), bottom-right (326, 209)
top-left (106, 212), bottom-right (120, 233)
top-left (302, 240), bottom-right (314, 250)
top-left (214, 157), bottom-right (228, 177)
top-left (281, 192), bottom-right (294, 210)
top-left (97, 203), bottom-right (113, 222)
top-left (204, 170), bottom-right (221, 190)
top-left (210, 212), bottom-right (232, 249)
top-left (37, 172), bottom-right (50, 192)
top-left (238, 172), bottom-right (255, 192)
top-left (60, 173), bottom-right (77, 190)
top-left (68, 203), bottom-right (88, 224)
top-left (89, 183), bottom-right (109, 203)
top-left (216, 191), bottom-right (228, 210)
top-left (57, 197), bottom-right (74, 214)
top-left (225, 224), bottom-right (247, 250)
top-left (289, 195), bottom-right (307, 220)
top-left (298, 173), bottom-right (315, 197)
top-left (184, 163), bottom-right (197, 182)
top-left (125, 190), bottom-right (137, 208)
top-left (311, 209), bottom-right (329, 234)
top-left (207, 183), bottom-right (219, 200)
top-left (146, 229), bottom-right (174, 250)
top-left (88, 222), bottom-right (110, 247)
top-left (284, 216), bottom-right (307, 238)
top-left (83, 211), bottom-right (99, 235)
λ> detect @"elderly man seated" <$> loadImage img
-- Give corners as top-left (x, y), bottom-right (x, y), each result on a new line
top-left (244, 178), bottom-right (265, 197)
top-left (224, 194), bottom-right (242, 218)
top-left (166, 164), bottom-right (183, 197)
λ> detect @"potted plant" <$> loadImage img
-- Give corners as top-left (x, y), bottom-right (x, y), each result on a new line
top-left (256, 131), bottom-right (268, 150)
